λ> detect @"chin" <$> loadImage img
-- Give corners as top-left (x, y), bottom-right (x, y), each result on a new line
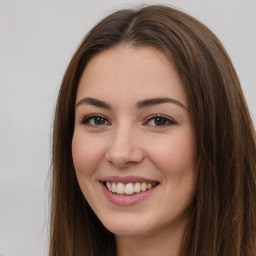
top-left (101, 214), bottom-right (160, 238)
top-left (108, 224), bottom-right (150, 237)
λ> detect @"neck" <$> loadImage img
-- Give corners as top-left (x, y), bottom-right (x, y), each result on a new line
top-left (115, 220), bottom-right (187, 256)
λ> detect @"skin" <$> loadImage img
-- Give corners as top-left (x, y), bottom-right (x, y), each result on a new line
top-left (72, 44), bottom-right (197, 256)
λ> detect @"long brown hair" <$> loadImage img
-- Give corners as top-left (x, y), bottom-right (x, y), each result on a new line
top-left (49, 5), bottom-right (256, 256)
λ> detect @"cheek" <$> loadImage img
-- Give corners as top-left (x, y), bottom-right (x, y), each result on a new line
top-left (153, 137), bottom-right (195, 171)
top-left (152, 135), bottom-right (197, 213)
top-left (71, 133), bottom-right (105, 177)
top-left (147, 133), bottom-right (197, 201)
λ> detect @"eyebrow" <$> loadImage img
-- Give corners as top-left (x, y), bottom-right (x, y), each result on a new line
top-left (76, 97), bottom-right (186, 109)
top-left (76, 97), bottom-right (111, 109)
top-left (136, 97), bottom-right (186, 109)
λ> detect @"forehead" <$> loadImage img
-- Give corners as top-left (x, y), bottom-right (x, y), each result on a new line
top-left (76, 45), bottom-right (188, 107)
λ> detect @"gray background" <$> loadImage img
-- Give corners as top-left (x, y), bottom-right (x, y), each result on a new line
top-left (0, 0), bottom-right (255, 255)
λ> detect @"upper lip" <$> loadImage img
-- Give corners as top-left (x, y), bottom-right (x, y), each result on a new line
top-left (99, 176), bottom-right (159, 184)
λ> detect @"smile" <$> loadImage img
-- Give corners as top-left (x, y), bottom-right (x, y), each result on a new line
top-left (104, 181), bottom-right (158, 196)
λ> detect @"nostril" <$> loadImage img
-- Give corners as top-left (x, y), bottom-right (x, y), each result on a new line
top-left (105, 145), bottom-right (144, 168)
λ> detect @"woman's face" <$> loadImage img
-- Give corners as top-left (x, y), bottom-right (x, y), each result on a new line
top-left (72, 45), bottom-right (197, 238)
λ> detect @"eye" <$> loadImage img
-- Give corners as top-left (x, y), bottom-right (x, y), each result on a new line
top-left (144, 114), bottom-right (176, 127)
top-left (80, 114), bottom-right (111, 126)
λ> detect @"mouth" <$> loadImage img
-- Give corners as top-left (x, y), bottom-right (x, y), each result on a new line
top-left (101, 181), bottom-right (159, 196)
top-left (99, 177), bottom-right (160, 206)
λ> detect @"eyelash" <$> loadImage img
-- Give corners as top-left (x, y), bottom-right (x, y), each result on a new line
top-left (144, 114), bottom-right (176, 127)
top-left (80, 114), bottom-right (176, 127)
top-left (80, 114), bottom-right (110, 126)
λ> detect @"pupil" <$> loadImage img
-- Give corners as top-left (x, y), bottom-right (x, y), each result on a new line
top-left (95, 117), bottom-right (105, 125)
top-left (155, 117), bottom-right (166, 126)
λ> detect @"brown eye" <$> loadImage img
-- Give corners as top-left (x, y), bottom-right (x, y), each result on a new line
top-left (93, 116), bottom-right (106, 125)
top-left (145, 115), bottom-right (176, 127)
top-left (80, 114), bottom-right (110, 126)
top-left (154, 117), bottom-right (168, 126)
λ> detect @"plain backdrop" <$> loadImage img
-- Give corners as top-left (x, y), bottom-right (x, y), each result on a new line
top-left (0, 0), bottom-right (255, 255)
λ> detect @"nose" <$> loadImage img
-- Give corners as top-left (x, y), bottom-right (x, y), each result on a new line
top-left (105, 124), bottom-right (144, 168)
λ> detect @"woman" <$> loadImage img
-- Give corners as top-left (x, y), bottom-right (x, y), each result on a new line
top-left (49, 5), bottom-right (256, 256)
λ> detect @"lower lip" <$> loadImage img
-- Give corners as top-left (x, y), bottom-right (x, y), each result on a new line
top-left (100, 182), bottom-right (158, 206)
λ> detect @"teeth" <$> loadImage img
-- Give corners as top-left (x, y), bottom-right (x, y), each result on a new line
top-left (105, 181), bottom-right (157, 195)
top-left (106, 182), bottom-right (112, 191)
top-left (116, 183), bottom-right (125, 194)
top-left (134, 182), bottom-right (140, 193)
top-left (141, 183), bottom-right (147, 191)
top-left (112, 182), bottom-right (117, 193)
top-left (124, 183), bottom-right (134, 195)
top-left (147, 183), bottom-right (152, 189)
